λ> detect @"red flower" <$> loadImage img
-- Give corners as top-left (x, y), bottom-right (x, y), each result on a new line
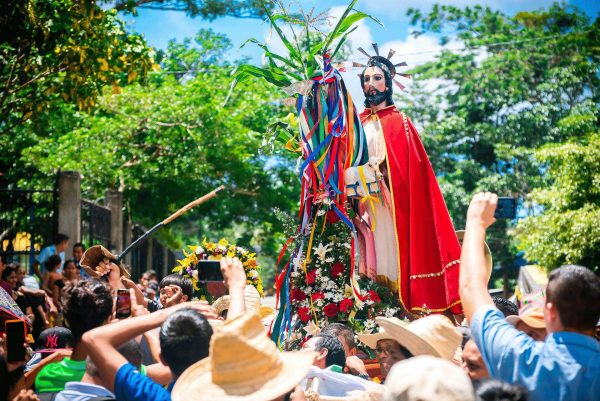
top-left (323, 303), bottom-right (338, 317)
top-left (326, 210), bottom-right (340, 224)
top-left (306, 270), bottom-right (316, 285)
top-left (298, 307), bottom-right (311, 322)
top-left (339, 298), bottom-right (354, 313)
top-left (368, 290), bottom-right (381, 303)
top-left (311, 292), bottom-right (325, 302)
top-left (290, 288), bottom-right (306, 302)
top-left (330, 263), bottom-right (345, 277)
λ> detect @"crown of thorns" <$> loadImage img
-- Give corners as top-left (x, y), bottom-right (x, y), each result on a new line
top-left (353, 43), bottom-right (411, 90)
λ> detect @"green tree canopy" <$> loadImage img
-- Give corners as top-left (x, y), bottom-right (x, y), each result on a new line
top-left (399, 3), bottom-right (599, 273)
top-left (18, 29), bottom-right (296, 285)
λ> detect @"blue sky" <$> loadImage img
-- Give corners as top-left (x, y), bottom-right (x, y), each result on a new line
top-left (120, 0), bottom-right (599, 104)
top-left (122, 0), bottom-right (599, 60)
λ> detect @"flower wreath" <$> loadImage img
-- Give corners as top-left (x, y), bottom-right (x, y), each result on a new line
top-left (172, 238), bottom-right (264, 302)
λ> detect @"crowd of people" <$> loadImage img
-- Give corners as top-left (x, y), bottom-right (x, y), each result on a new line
top-left (1, 193), bottom-right (599, 401)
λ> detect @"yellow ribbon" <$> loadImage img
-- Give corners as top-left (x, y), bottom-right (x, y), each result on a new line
top-left (303, 219), bottom-right (320, 327)
top-left (358, 166), bottom-right (380, 232)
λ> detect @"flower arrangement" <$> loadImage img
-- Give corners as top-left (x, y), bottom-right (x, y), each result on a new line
top-left (283, 206), bottom-right (406, 350)
top-left (173, 238), bottom-right (264, 302)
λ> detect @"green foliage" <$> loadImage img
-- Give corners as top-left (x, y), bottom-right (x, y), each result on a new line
top-left (400, 3), bottom-right (599, 277)
top-left (228, 0), bottom-right (381, 100)
top-left (516, 130), bottom-right (600, 271)
top-left (16, 29), bottom-right (297, 288)
top-left (110, 0), bottom-right (269, 20)
top-left (0, 0), bottom-right (156, 136)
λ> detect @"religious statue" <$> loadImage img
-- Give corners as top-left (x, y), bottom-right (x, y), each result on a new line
top-left (344, 44), bottom-right (463, 317)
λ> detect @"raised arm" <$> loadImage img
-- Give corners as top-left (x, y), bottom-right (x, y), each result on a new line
top-left (459, 192), bottom-right (497, 322)
top-left (81, 295), bottom-right (217, 391)
top-left (220, 257), bottom-right (247, 320)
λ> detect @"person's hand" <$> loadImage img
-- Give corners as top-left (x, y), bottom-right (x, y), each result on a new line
top-left (466, 192), bottom-right (498, 229)
top-left (345, 355), bottom-right (368, 375)
top-left (97, 258), bottom-right (122, 291)
top-left (130, 288), bottom-right (149, 317)
top-left (220, 257), bottom-right (246, 290)
top-left (162, 285), bottom-right (183, 308)
top-left (289, 386), bottom-right (307, 401)
top-left (12, 389), bottom-right (40, 401)
top-left (45, 349), bottom-right (72, 364)
top-left (121, 277), bottom-right (148, 307)
top-left (169, 300), bottom-right (219, 320)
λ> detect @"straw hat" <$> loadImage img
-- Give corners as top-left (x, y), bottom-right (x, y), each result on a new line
top-left (80, 245), bottom-right (130, 279)
top-left (376, 315), bottom-right (461, 361)
top-left (384, 355), bottom-right (474, 401)
top-left (357, 318), bottom-right (407, 350)
top-left (456, 230), bottom-right (492, 272)
top-left (506, 306), bottom-right (545, 329)
top-left (212, 285), bottom-right (263, 316)
top-left (172, 313), bottom-right (316, 401)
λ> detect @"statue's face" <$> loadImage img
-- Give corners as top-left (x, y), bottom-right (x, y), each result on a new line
top-left (362, 66), bottom-right (387, 96)
top-left (362, 66), bottom-right (388, 107)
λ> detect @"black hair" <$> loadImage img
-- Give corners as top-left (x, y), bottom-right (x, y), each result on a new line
top-left (73, 242), bottom-right (85, 251)
top-left (546, 265), bottom-right (600, 332)
top-left (1, 265), bottom-right (16, 281)
top-left (159, 307), bottom-right (213, 377)
top-left (359, 60), bottom-right (394, 108)
top-left (54, 233), bottom-right (69, 245)
top-left (476, 379), bottom-right (528, 401)
top-left (44, 254), bottom-right (62, 272)
top-left (117, 339), bottom-right (143, 369)
top-left (159, 274), bottom-right (194, 300)
top-left (492, 296), bottom-right (519, 317)
top-left (62, 279), bottom-right (113, 342)
top-left (63, 259), bottom-right (78, 270)
top-left (321, 323), bottom-right (356, 351)
top-left (314, 334), bottom-right (346, 368)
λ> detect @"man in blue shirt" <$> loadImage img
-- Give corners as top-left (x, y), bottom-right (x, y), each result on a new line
top-left (460, 192), bottom-right (600, 401)
top-left (34, 233), bottom-right (70, 278)
top-left (82, 257), bottom-right (247, 401)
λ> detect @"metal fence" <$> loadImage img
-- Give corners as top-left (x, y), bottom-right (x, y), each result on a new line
top-left (81, 199), bottom-right (112, 249)
top-left (0, 185), bottom-right (58, 268)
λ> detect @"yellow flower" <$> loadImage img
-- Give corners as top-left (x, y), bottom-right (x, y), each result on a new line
top-left (218, 239), bottom-right (229, 247)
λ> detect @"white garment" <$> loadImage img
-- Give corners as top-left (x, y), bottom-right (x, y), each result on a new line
top-left (362, 116), bottom-right (399, 283)
top-left (300, 366), bottom-right (381, 397)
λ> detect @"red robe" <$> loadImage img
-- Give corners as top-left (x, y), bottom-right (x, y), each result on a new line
top-left (359, 105), bottom-right (462, 316)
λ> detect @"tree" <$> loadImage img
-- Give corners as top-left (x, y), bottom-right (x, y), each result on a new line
top-left (0, 0), bottom-right (156, 133)
top-left (19, 29), bottom-right (296, 287)
top-left (515, 103), bottom-right (599, 271)
top-left (110, 0), bottom-right (269, 19)
top-left (399, 3), bottom-right (599, 276)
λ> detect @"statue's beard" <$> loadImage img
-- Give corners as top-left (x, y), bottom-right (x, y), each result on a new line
top-left (364, 88), bottom-right (388, 107)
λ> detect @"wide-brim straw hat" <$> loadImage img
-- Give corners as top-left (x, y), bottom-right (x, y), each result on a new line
top-left (456, 230), bottom-right (492, 271)
top-left (212, 285), bottom-right (262, 316)
top-left (357, 318), bottom-right (406, 350)
top-left (376, 315), bottom-right (461, 361)
top-left (172, 313), bottom-right (316, 401)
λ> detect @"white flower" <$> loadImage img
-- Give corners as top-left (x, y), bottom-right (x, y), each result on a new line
top-left (343, 243), bottom-right (351, 249)
top-left (325, 257), bottom-right (334, 263)
top-left (249, 270), bottom-right (259, 279)
top-left (192, 270), bottom-right (198, 280)
top-left (316, 209), bottom-right (326, 216)
top-left (313, 242), bottom-right (332, 262)
top-left (195, 247), bottom-right (204, 255)
top-left (306, 321), bottom-right (320, 336)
